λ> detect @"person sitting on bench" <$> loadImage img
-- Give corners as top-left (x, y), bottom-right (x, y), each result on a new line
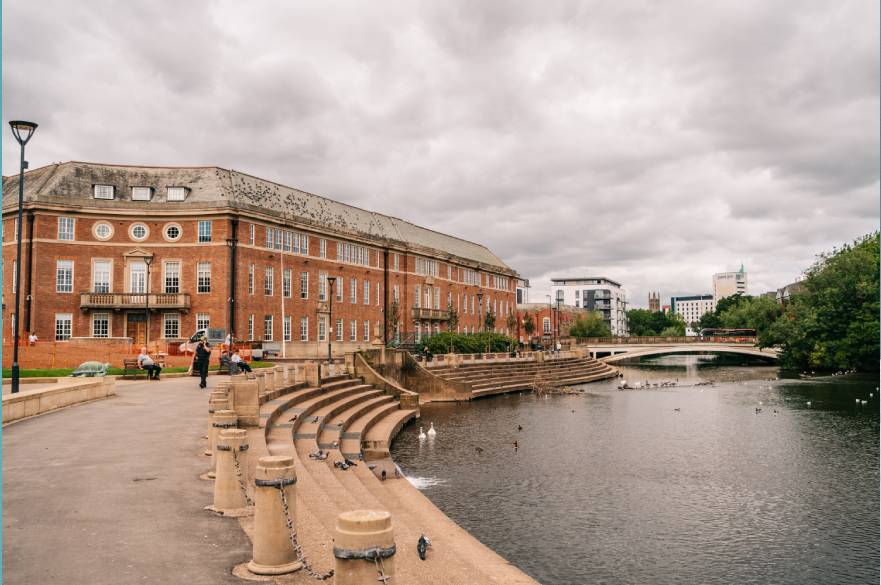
top-left (138, 347), bottom-right (161, 380)
top-left (231, 349), bottom-right (252, 373)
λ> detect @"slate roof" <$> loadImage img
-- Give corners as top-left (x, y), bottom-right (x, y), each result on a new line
top-left (2, 161), bottom-right (513, 273)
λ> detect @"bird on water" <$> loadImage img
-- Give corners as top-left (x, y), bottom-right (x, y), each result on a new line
top-left (427, 422), bottom-right (437, 437)
top-left (418, 427), bottom-right (427, 439)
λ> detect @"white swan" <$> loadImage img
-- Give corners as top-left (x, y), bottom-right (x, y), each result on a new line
top-left (427, 422), bottom-right (437, 437)
top-left (418, 427), bottom-right (427, 440)
top-left (806, 401), bottom-right (812, 407)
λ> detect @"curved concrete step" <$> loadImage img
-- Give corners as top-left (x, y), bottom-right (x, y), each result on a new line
top-left (339, 401), bottom-right (401, 460)
top-left (317, 394), bottom-right (395, 449)
top-left (293, 389), bottom-right (381, 442)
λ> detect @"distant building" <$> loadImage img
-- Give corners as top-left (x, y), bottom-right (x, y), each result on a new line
top-left (670, 294), bottom-right (715, 327)
top-left (661, 304), bottom-right (671, 314)
top-left (713, 264), bottom-right (748, 300)
top-left (775, 281), bottom-right (805, 306)
top-left (516, 303), bottom-right (586, 344)
top-left (516, 278), bottom-right (530, 304)
top-left (550, 277), bottom-right (628, 336)
top-left (648, 291), bottom-right (660, 312)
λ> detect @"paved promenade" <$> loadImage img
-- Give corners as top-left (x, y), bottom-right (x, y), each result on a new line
top-left (2, 376), bottom-right (251, 584)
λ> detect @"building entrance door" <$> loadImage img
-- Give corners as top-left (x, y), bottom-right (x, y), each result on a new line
top-left (127, 312), bottom-right (147, 346)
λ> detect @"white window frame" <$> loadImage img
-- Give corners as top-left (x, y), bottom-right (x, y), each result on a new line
top-left (248, 314), bottom-right (254, 340)
top-left (349, 320), bottom-right (357, 342)
top-left (92, 312), bottom-right (110, 338)
top-left (264, 315), bottom-right (273, 341)
top-left (167, 186), bottom-right (188, 201)
top-left (364, 280), bottom-right (370, 305)
top-left (55, 313), bottom-right (73, 341)
top-left (248, 264), bottom-right (255, 295)
top-left (300, 272), bottom-right (309, 300)
top-left (335, 318), bottom-right (343, 341)
top-left (196, 313), bottom-right (210, 331)
top-left (363, 320), bottom-right (370, 341)
top-left (283, 268), bottom-right (292, 298)
top-left (131, 186), bottom-right (153, 201)
top-left (264, 266), bottom-right (274, 296)
top-left (300, 317), bottom-right (309, 341)
top-left (283, 315), bottom-right (292, 342)
top-left (319, 239), bottom-right (327, 258)
top-left (58, 217), bottom-right (75, 241)
top-left (350, 278), bottom-right (357, 303)
top-left (318, 317), bottom-right (327, 342)
top-left (92, 260), bottom-right (112, 293)
top-left (56, 260), bottom-right (73, 293)
top-left (163, 313), bottom-right (180, 339)
top-left (164, 261), bottom-right (180, 294)
top-left (197, 262), bottom-right (211, 293)
top-left (93, 185), bottom-right (115, 200)
top-left (248, 223), bottom-right (255, 245)
top-left (197, 220), bottom-right (212, 243)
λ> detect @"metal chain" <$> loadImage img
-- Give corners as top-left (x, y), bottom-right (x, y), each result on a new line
top-left (373, 554), bottom-right (391, 584)
top-left (230, 449), bottom-right (254, 507)
top-left (277, 486), bottom-right (335, 581)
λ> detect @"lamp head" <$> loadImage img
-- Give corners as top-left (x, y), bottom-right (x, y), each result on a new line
top-left (143, 255), bottom-right (154, 267)
top-left (9, 120), bottom-right (37, 146)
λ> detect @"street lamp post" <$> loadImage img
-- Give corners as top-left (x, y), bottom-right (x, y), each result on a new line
top-left (9, 120), bottom-right (37, 395)
top-left (476, 291), bottom-right (485, 352)
top-left (546, 294), bottom-right (552, 353)
top-left (144, 255), bottom-right (153, 351)
top-left (326, 276), bottom-right (336, 364)
top-left (555, 297), bottom-right (562, 354)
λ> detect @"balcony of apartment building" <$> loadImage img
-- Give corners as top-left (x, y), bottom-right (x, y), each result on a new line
top-left (411, 307), bottom-right (450, 321)
top-left (79, 292), bottom-right (191, 312)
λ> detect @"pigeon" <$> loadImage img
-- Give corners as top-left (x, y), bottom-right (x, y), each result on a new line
top-left (417, 535), bottom-right (431, 560)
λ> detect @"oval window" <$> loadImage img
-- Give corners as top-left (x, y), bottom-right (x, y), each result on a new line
top-left (130, 223), bottom-right (148, 241)
top-left (164, 224), bottom-right (181, 241)
top-left (93, 222), bottom-right (113, 240)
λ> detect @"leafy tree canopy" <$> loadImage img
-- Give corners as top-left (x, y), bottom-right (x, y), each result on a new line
top-left (569, 311), bottom-right (612, 338)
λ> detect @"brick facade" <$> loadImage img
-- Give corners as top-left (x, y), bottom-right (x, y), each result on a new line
top-left (2, 163), bottom-right (518, 361)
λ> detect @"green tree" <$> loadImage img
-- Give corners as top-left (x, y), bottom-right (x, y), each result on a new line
top-left (626, 309), bottom-right (656, 336)
top-left (523, 314), bottom-right (535, 336)
top-left (659, 314), bottom-right (686, 336)
top-left (761, 232), bottom-right (879, 372)
top-left (446, 304), bottom-right (459, 332)
top-left (569, 311), bottom-right (612, 338)
top-left (718, 295), bottom-right (780, 337)
top-left (484, 310), bottom-right (496, 332)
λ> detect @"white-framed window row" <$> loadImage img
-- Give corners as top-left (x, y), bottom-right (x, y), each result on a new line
top-left (363, 280), bottom-right (370, 305)
top-left (164, 313), bottom-right (180, 339)
top-left (56, 260), bottom-right (74, 293)
top-left (283, 316), bottom-right (292, 342)
top-left (248, 264), bottom-right (255, 295)
top-left (264, 226), bottom-right (308, 255)
top-left (131, 186), bottom-right (153, 201)
top-left (264, 315), bottom-right (273, 341)
top-left (129, 222), bottom-right (149, 242)
top-left (248, 314), bottom-right (254, 341)
top-left (198, 220), bottom-right (212, 243)
top-left (196, 313), bottom-right (210, 331)
top-left (164, 261), bottom-right (181, 294)
top-left (462, 269), bottom-right (480, 286)
top-left (300, 271), bottom-right (309, 300)
top-left (93, 184), bottom-right (115, 200)
top-left (167, 186), bottom-right (188, 201)
top-left (92, 312), bottom-right (110, 338)
top-left (55, 313), bottom-right (73, 341)
top-left (300, 317), bottom-right (309, 341)
top-left (197, 262), bottom-right (211, 293)
top-left (350, 278), bottom-right (357, 303)
top-left (491, 274), bottom-right (510, 291)
top-left (336, 241), bottom-right (370, 266)
top-left (92, 259), bottom-right (112, 293)
top-left (415, 257), bottom-right (439, 277)
top-left (264, 266), bottom-right (274, 296)
top-left (58, 216), bottom-right (75, 241)
top-left (283, 268), bottom-right (292, 298)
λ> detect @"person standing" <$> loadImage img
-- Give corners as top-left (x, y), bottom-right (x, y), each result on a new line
top-left (195, 337), bottom-right (211, 388)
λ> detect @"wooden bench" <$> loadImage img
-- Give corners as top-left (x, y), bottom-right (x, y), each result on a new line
top-left (122, 358), bottom-right (148, 379)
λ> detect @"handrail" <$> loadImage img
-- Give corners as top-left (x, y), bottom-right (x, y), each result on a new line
top-left (573, 336), bottom-right (758, 345)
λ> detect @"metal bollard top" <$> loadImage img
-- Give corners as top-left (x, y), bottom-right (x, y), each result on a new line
top-left (334, 510), bottom-right (394, 553)
top-left (254, 455), bottom-right (296, 483)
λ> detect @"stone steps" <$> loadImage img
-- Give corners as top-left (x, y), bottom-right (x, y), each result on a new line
top-left (339, 401), bottom-right (402, 460)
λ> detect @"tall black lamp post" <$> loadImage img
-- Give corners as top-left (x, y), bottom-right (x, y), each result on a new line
top-left (546, 294), bottom-right (552, 352)
top-left (326, 276), bottom-right (336, 363)
top-left (144, 255), bottom-right (153, 351)
top-left (476, 291), bottom-right (484, 332)
top-left (9, 120), bottom-right (37, 394)
top-left (555, 297), bottom-right (562, 353)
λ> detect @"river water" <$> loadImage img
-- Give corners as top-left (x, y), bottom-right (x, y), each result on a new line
top-left (390, 355), bottom-right (879, 585)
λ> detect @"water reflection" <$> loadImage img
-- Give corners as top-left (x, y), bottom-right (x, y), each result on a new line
top-left (391, 355), bottom-right (879, 585)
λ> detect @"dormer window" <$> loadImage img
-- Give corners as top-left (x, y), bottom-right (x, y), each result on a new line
top-left (131, 187), bottom-right (153, 201)
top-left (167, 187), bottom-right (188, 201)
top-left (93, 184), bottom-right (115, 200)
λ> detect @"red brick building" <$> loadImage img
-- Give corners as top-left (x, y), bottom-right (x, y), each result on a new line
top-left (514, 303), bottom-right (586, 345)
top-left (2, 162), bottom-right (518, 358)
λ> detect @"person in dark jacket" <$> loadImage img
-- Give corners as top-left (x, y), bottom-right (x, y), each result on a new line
top-left (195, 338), bottom-right (211, 388)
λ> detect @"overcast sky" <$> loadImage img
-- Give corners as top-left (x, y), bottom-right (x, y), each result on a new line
top-left (3, 1), bottom-right (878, 307)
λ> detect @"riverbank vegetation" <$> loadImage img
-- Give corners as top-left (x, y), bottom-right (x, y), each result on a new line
top-left (761, 232), bottom-right (879, 372)
top-left (569, 312), bottom-right (613, 337)
top-left (626, 309), bottom-right (686, 336)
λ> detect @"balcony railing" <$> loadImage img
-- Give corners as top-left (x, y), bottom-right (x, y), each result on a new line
top-left (80, 292), bottom-right (191, 311)
top-left (411, 307), bottom-right (450, 320)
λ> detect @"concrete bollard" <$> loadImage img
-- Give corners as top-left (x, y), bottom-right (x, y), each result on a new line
top-left (286, 363), bottom-right (299, 384)
top-left (210, 410), bottom-right (238, 475)
top-left (254, 371), bottom-right (267, 395)
top-left (206, 393), bottom-right (230, 455)
top-left (303, 362), bottom-right (320, 387)
top-left (247, 456), bottom-right (303, 575)
top-left (274, 366), bottom-right (286, 389)
top-left (213, 429), bottom-right (250, 512)
top-left (263, 368), bottom-right (276, 393)
top-left (231, 378), bottom-right (260, 427)
top-left (333, 510), bottom-right (396, 585)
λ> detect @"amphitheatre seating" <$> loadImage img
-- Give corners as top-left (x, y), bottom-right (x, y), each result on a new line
top-left (254, 370), bottom-right (538, 585)
top-left (429, 355), bottom-right (617, 397)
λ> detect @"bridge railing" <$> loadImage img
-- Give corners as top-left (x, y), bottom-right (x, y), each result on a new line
top-left (571, 336), bottom-right (758, 345)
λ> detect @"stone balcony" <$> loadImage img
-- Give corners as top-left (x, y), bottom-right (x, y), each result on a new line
top-left (79, 292), bottom-right (191, 312)
top-left (411, 307), bottom-right (450, 321)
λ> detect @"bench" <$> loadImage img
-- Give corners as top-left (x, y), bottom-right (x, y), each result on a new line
top-left (122, 358), bottom-right (148, 379)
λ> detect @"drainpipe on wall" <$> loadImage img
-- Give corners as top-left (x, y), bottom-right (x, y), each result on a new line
top-left (227, 218), bottom-right (239, 346)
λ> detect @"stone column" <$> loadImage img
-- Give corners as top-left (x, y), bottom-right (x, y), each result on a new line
top-left (213, 429), bottom-right (250, 512)
top-left (231, 378), bottom-right (260, 427)
top-left (286, 364), bottom-right (300, 384)
top-left (333, 510), bottom-right (395, 585)
top-left (274, 366), bottom-right (286, 389)
top-left (210, 410), bottom-right (238, 475)
top-left (247, 456), bottom-right (303, 576)
top-left (303, 362), bottom-right (320, 387)
top-left (263, 368), bottom-right (276, 393)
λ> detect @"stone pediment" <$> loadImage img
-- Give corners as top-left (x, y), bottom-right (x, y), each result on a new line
top-left (122, 248), bottom-right (153, 259)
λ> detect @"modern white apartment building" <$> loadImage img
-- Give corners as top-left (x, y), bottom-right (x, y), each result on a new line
top-left (713, 264), bottom-right (748, 300)
top-left (550, 277), bottom-right (629, 336)
top-left (670, 294), bottom-right (715, 327)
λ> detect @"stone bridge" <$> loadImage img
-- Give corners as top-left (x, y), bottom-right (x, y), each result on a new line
top-left (579, 339), bottom-right (779, 363)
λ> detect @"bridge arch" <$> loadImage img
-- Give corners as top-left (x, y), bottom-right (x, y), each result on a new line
top-left (596, 344), bottom-right (778, 364)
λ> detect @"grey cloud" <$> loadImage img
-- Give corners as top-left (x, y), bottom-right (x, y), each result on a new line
top-left (3, 0), bottom-right (878, 308)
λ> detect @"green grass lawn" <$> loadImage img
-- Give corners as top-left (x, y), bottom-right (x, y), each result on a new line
top-left (2, 361), bottom-right (276, 379)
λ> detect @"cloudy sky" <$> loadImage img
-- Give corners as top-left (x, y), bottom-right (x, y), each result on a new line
top-left (3, 1), bottom-right (878, 307)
